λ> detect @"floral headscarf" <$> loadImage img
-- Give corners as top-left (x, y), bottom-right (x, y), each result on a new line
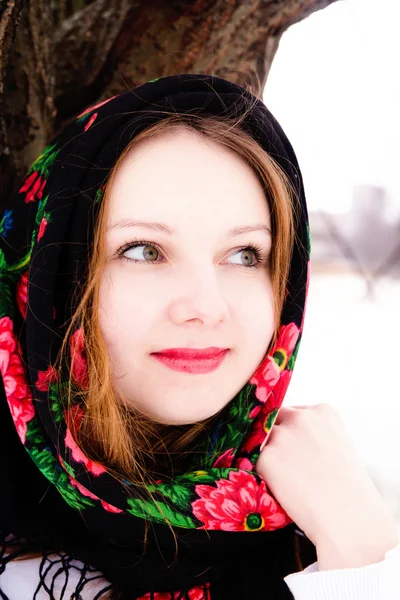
top-left (0, 73), bottom-right (310, 598)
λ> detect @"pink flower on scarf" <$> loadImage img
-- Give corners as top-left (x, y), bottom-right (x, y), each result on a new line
top-left (77, 96), bottom-right (117, 119)
top-left (270, 322), bottom-right (299, 370)
top-left (64, 405), bottom-right (106, 476)
top-left (69, 328), bottom-right (88, 388)
top-left (241, 409), bottom-right (274, 454)
top-left (0, 316), bottom-right (35, 443)
top-left (250, 322), bottom-right (299, 402)
top-left (268, 368), bottom-right (292, 412)
top-left (192, 470), bottom-right (291, 531)
top-left (36, 364), bottom-right (59, 392)
top-left (16, 271), bottom-right (28, 319)
top-left (235, 457), bottom-right (253, 471)
top-left (100, 500), bottom-right (124, 514)
top-left (84, 112), bottom-right (98, 131)
top-left (243, 370), bottom-right (292, 453)
top-left (212, 447), bottom-right (235, 468)
top-left (138, 585), bottom-right (210, 600)
top-left (249, 356), bottom-right (280, 403)
top-left (69, 475), bottom-right (123, 513)
top-left (19, 171), bottom-right (46, 203)
top-left (37, 217), bottom-right (48, 241)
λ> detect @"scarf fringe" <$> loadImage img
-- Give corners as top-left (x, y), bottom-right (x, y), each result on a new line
top-left (1, 533), bottom-right (214, 600)
top-left (0, 533), bottom-right (112, 599)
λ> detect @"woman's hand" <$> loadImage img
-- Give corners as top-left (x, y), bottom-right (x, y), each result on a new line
top-left (255, 403), bottom-right (399, 569)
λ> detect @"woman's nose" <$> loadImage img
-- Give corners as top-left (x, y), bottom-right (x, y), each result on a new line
top-left (168, 268), bottom-right (230, 327)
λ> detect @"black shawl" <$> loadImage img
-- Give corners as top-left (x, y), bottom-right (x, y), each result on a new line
top-left (0, 73), bottom-right (315, 599)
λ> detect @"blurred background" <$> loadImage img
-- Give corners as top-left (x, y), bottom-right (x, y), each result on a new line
top-left (265, 0), bottom-right (400, 529)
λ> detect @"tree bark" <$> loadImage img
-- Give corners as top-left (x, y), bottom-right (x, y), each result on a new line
top-left (0, 0), bottom-right (24, 202)
top-left (0, 0), bottom-right (339, 206)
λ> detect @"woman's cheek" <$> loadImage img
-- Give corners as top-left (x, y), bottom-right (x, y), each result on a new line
top-left (99, 274), bottom-right (159, 349)
top-left (235, 273), bottom-right (274, 316)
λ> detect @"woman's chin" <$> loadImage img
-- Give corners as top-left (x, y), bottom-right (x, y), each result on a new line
top-left (146, 403), bottom-right (228, 426)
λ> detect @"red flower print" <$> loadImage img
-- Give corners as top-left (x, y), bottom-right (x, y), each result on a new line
top-left (37, 217), bottom-right (48, 242)
top-left (84, 112), bottom-right (98, 131)
top-left (270, 323), bottom-right (299, 370)
top-left (249, 356), bottom-right (280, 403)
top-left (69, 328), bottom-right (88, 388)
top-left (213, 447), bottom-right (234, 468)
top-left (101, 500), bottom-right (123, 514)
top-left (267, 369), bottom-right (292, 412)
top-left (69, 476), bottom-right (122, 513)
top-left (69, 476), bottom-right (98, 499)
top-left (16, 271), bottom-right (28, 319)
top-left (0, 316), bottom-right (35, 443)
top-left (240, 409), bottom-right (275, 455)
top-left (242, 370), bottom-right (292, 454)
top-left (192, 470), bottom-right (291, 531)
top-left (249, 404), bottom-right (261, 420)
top-left (64, 405), bottom-right (106, 476)
top-left (36, 364), bottom-right (59, 392)
top-left (77, 96), bottom-right (117, 119)
top-left (19, 172), bottom-right (46, 203)
top-left (235, 457), bottom-right (253, 471)
top-left (138, 584), bottom-right (210, 600)
top-left (250, 323), bottom-right (299, 403)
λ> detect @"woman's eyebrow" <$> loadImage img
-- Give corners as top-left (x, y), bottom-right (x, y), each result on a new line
top-left (108, 219), bottom-right (175, 234)
top-left (227, 225), bottom-right (272, 237)
top-left (108, 219), bottom-right (271, 236)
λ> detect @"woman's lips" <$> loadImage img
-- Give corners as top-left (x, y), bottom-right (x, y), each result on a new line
top-left (151, 347), bottom-right (229, 374)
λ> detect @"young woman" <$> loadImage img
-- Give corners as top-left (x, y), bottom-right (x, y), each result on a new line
top-left (0, 73), bottom-right (399, 599)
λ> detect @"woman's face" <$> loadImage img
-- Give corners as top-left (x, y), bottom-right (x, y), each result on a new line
top-left (99, 127), bottom-right (275, 424)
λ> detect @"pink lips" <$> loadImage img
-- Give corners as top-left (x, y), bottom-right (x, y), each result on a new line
top-left (151, 347), bottom-right (229, 374)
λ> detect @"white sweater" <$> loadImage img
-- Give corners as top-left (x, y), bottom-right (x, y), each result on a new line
top-left (1, 542), bottom-right (400, 599)
top-left (284, 541), bottom-right (400, 599)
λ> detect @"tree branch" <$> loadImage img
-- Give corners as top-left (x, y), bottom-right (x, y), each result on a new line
top-left (52, 0), bottom-right (340, 124)
top-left (53, 0), bottom-right (139, 119)
top-left (1, 0), bottom-right (339, 207)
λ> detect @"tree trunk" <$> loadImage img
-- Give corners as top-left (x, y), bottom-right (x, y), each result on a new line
top-left (0, 0), bottom-right (338, 206)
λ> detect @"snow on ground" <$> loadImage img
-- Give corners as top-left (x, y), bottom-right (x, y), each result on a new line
top-left (285, 269), bottom-right (400, 525)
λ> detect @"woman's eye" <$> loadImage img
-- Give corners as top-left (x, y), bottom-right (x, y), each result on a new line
top-left (227, 248), bottom-right (259, 267)
top-left (117, 241), bottom-right (265, 268)
top-left (120, 243), bottom-right (161, 263)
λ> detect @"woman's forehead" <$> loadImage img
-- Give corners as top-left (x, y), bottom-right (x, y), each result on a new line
top-left (105, 129), bottom-right (271, 231)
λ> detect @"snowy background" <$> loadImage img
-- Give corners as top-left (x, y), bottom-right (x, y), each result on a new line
top-left (264, 0), bottom-right (400, 528)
